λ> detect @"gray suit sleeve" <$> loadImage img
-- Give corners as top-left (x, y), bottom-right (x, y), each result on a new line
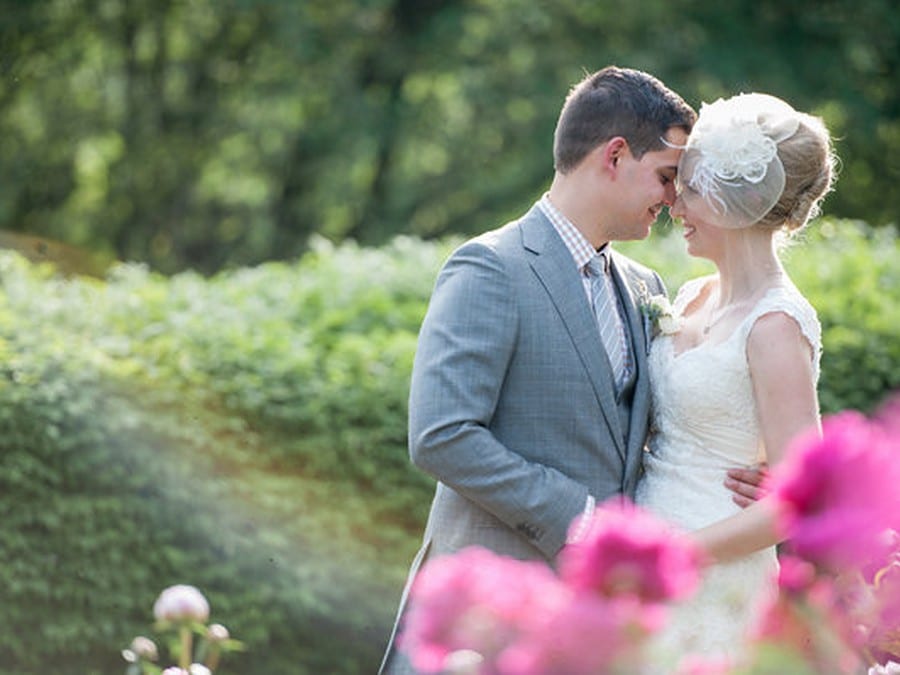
top-left (408, 241), bottom-right (588, 557)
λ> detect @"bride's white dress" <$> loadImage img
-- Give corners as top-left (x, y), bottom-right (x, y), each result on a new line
top-left (634, 276), bottom-right (821, 666)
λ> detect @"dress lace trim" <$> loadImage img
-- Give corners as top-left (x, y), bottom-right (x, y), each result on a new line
top-left (671, 276), bottom-right (821, 379)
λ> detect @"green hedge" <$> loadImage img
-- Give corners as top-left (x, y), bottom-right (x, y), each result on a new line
top-left (0, 221), bottom-right (896, 673)
top-left (0, 238), bottom-right (453, 674)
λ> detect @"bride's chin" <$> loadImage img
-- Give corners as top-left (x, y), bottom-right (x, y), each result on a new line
top-left (683, 237), bottom-right (705, 258)
top-left (685, 243), bottom-right (712, 260)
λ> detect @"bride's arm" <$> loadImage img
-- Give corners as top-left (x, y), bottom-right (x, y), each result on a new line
top-left (691, 312), bottom-right (822, 563)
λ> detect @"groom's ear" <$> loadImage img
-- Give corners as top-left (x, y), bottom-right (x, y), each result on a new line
top-left (599, 136), bottom-right (629, 174)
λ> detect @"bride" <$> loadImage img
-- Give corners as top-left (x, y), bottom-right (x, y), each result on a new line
top-left (634, 92), bottom-right (837, 665)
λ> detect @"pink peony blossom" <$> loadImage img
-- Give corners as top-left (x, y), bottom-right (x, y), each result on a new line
top-left (749, 559), bottom-right (864, 673)
top-left (673, 654), bottom-right (734, 675)
top-left (498, 594), bottom-right (660, 675)
top-left (559, 500), bottom-right (702, 605)
top-left (861, 530), bottom-right (900, 584)
top-left (399, 547), bottom-right (567, 673)
top-left (153, 584), bottom-right (210, 623)
top-left (751, 557), bottom-right (833, 648)
top-left (860, 558), bottom-right (900, 663)
top-left (775, 556), bottom-right (819, 595)
top-left (768, 411), bottom-right (900, 572)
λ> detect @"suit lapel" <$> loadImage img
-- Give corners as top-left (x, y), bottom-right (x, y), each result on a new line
top-left (520, 209), bottom-right (626, 460)
top-left (609, 253), bottom-right (653, 454)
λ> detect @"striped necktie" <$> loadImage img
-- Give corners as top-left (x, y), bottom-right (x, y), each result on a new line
top-left (586, 253), bottom-right (629, 387)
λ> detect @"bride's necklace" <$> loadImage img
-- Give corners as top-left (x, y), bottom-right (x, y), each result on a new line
top-left (700, 267), bottom-right (785, 336)
top-left (701, 297), bottom-right (755, 335)
top-left (702, 305), bottom-right (736, 335)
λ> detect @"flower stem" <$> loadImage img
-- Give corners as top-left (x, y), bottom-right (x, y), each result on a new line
top-left (206, 645), bottom-right (221, 671)
top-left (179, 625), bottom-right (193, 670)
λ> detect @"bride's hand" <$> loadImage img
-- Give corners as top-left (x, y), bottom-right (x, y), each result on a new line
top-left (724, 463), bottom-right (769, 508)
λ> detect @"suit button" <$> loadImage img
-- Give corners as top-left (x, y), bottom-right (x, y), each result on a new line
top-left (516, 522), bottom-right (540, 540)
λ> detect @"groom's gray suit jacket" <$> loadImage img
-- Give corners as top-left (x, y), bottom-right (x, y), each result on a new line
top-left (380, 203), bottom-right (665, 674)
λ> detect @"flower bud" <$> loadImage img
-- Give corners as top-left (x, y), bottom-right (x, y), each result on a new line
top-left (207, 623), bottom-right (230, 642)
top-left (129, 636), bottom-right (158, 661)
top-left (153, 584), bottom-right (210, 623)
top-left (444, 649), bottom-right (484, 674)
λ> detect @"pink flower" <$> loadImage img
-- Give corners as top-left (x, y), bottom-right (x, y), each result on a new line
top-left (768, 411), bottom-right (900, 572)
top-left (776, 556), bottom-right (819, 595)
top-left (559, 500), bottom-right (702, 605)
top-left (860, 558), bottom-right (900, 663)
top-left (749, 560), bottom-right (864, 673)
top-left (400, 547), bottom-right (566, 673)
top-left (673, 654), bottom-right (734, 675)
top-left (498, 594), bottom-right (659, 675)
top-left (153, 584), bottom-right (210, 623)
top-left (862, 530), bottom-right (900, 583)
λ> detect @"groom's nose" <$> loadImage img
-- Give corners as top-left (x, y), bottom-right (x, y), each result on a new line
top-left (663, 181), bottom-right (678, 206)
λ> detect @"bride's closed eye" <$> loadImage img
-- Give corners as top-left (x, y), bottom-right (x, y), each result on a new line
top-left (675, 179), bottom-right (698, 196)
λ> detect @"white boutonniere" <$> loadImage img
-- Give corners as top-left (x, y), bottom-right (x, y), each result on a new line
top-left (636, 281), bottom-right (682, 336)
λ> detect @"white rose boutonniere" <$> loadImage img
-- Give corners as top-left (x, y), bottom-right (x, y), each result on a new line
top-left (636, 282), bottom-right (682, 336)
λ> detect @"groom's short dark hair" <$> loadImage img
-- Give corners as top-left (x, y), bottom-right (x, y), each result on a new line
top-left (553, 66), bottom-right (696, 173)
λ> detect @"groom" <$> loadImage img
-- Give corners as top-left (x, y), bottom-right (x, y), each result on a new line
top-left (380, 66), bottom-right (758, 674)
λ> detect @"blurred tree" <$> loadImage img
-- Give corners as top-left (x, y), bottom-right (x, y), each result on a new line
top-left (0, 0), bottom-right (896, 273)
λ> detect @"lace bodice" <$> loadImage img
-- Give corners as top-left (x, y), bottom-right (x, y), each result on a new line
top-left (635, 277), bottom-right (821, 666)
top-left (645, 277), bottom-right (821, 525)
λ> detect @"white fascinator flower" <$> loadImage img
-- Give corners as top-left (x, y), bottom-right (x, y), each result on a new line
top-left (680, 93), bottom-right (801, 228)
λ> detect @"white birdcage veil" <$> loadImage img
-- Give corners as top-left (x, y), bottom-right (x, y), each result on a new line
top-left (678, 93), bottom-right (802, 229)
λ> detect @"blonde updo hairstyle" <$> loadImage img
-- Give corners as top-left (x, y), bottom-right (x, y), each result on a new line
top-left (756, 113), bottom-right (836, 234)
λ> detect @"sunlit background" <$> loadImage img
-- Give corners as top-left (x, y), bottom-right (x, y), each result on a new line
top-left (0, 1), bottom-right (897, 673)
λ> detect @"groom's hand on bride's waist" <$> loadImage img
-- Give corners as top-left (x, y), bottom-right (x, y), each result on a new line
top-left (724, 463), bottom-right (770, 508)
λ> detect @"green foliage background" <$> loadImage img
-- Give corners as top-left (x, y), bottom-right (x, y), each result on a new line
top-left (0, 0), bottom-right (897, 273)
top-left (0, 221), bottom-right (896, 673)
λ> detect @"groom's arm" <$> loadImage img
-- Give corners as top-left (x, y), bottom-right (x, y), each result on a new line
top-left (408, 240), bottom-right (589, 558)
